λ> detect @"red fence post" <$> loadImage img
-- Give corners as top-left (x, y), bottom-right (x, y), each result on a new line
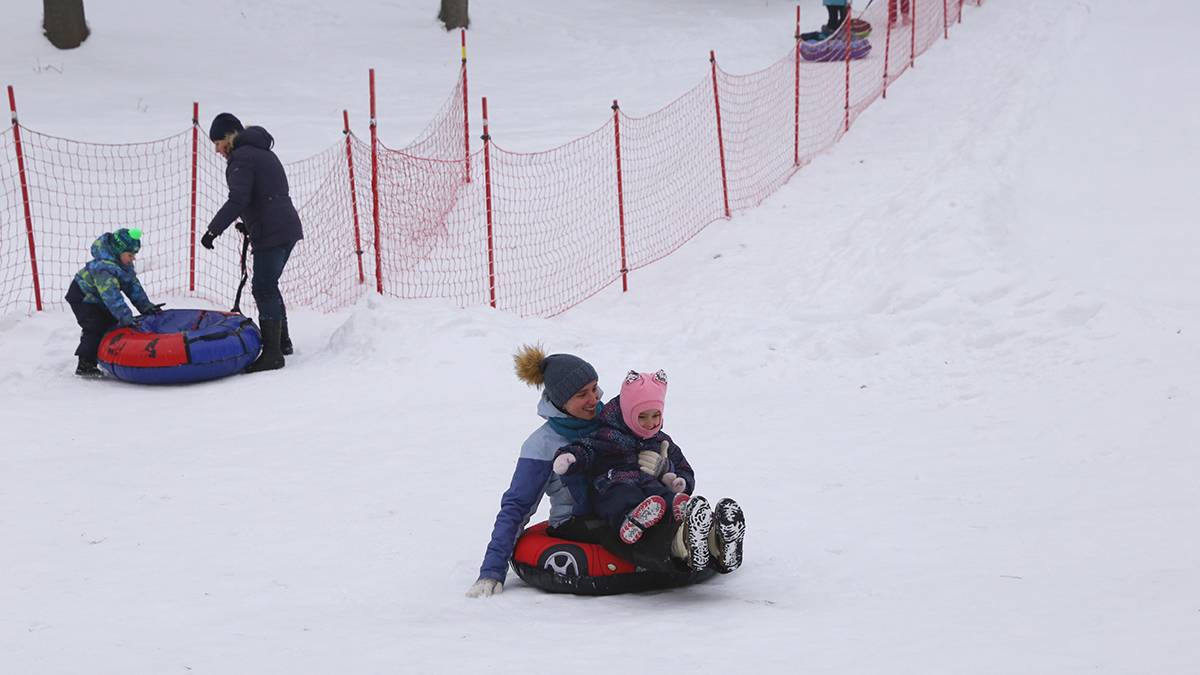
top-left (794, 5), bottom-right (801, 167)
top-left (369, 68), bottom-right (383, 295)
top-left (7, 86), bottom-right (42, 312)
top-left (612, 100), bottom-right (629, 293)
top-left (883, 5), bottom-right (893, 99)
top-left (343, 110), bottom-right (365, 285)
top-left (461, 29), bottom-right (471, 183)
top-left (943, 0), bottom-right (949, 39)
top-left (481, 97), bottom-right (497, 309)
top-left (189, 102), bottom-right (199, 292)
top-left (843, 3), bottom-right (852, 133)
top-left (709, 51), bottom-right (731, 218)
top-left (911, 0), bottom-right (918, 68)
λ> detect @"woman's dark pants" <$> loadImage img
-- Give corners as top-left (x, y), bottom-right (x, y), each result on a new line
top-left (251, 242), bottom-right (295, 321)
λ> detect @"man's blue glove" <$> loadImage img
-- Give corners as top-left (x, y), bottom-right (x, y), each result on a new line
top-left (141, 303), bottom-right (165, 315)
top-left (118, 314), bottom-right (136, 328)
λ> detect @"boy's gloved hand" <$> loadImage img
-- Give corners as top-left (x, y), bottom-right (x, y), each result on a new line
top-left (141, 303), bottom-right (165, 315)
top-left (200, 231), bottom-right (217, 250)
top-left (552, 453), bottom-right (576, 475)
top-left (638, 440), bottom-right (670, 477)
top-left (661, 472), bottom-right (687, 494)
top-left (465, 578), bottom-right (503, 598)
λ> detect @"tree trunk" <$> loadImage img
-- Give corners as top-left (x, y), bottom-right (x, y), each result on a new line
top-left (43, 0), bottom-right (90, 49)
top-left (438, 0), bottom-right (469, 31)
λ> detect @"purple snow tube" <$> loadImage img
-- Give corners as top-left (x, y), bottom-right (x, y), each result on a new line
top-left (800, 38), bottom-right (872, 63)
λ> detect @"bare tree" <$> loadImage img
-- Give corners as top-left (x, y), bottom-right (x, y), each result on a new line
top-left (43, 0), bottom-right (90, 49)
top-left (438, 0), bottom-right (469, 31)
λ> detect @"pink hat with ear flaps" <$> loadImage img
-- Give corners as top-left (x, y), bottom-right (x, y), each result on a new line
top-left (619, 370), bottom-right (668, 439)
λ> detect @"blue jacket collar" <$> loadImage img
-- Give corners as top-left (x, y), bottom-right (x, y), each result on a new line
top-left (538, 392), bottom-right (604, 441)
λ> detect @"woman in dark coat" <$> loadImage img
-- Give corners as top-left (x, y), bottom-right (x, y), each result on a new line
top-left (200, 112), bottom-right (304, 373)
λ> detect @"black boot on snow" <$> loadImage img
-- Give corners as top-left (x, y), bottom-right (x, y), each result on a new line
top-left (75, 357), bottom-right (103, 379)
top-left (280, 311), bottom-right (293, 356)
top-left (245, 319), bottom-right (286, 373)
top-left (708, 497), bottom-right (746, 574)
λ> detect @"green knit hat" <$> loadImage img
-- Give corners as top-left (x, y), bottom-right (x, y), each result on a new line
top-left (113, 228), bottom-right (142, 254)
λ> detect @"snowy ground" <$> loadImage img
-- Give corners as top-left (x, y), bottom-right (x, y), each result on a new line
top-left (3, 1), bottom-right (1200, 673)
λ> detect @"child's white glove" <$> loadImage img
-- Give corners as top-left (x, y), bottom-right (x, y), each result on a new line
top-left (553, 453), bottom-right (576, 475)
top-left (660, 472), bottom-right (687, 494)
top-left (638, 440), bottom-right (670, 477)
top-left (465, 578), bottom-right (503, 598)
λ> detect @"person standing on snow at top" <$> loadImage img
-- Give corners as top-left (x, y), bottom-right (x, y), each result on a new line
top-left (199, 112), bottom-right (304, 373)
top-left (823, 0), bottom-right (850, 34)
top-left (65, 228), bottom-right (163, 378)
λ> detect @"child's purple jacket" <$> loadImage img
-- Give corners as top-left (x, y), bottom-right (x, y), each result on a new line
top-left (555, 394), bottom-right (696, 495)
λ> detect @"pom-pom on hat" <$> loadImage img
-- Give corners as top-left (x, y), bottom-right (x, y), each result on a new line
top-left (209, 112), bottom-right (244, 142)
top-left (513, 344), bottom-right (599, 410)
top-left (620, 370), bottom-right (668, 439)
top-left (112, 228), bottom-right (142, 254)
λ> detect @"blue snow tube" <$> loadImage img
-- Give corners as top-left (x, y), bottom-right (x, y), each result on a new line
top-left (97, 309), bottom-right (262, 384)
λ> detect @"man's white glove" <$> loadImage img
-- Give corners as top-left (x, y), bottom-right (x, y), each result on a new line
top-left (552, 453), bottom-right (577, 475)
top-left (638, 440), bottom-right (670, 477)
top-left (466, 578), bottom-right (503, 598)
top-left (661, 471), bottom-right (686, 494)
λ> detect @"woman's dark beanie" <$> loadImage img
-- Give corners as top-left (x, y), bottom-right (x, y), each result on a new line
top-left (209, 113), bottom-right (244, 142)
top-left (542, 354), bottom-right (599, 408)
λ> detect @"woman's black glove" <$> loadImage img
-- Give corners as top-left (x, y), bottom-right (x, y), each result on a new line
top-left (200, 231), bottom-right (217, 250)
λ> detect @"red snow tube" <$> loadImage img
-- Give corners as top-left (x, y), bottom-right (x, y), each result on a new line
top-left (97, 309), bottom-right (261, 384)
top-left (510, 521), bottom-right (715, 595)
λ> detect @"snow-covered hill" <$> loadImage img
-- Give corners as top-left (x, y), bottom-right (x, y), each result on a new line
top-left (2, 1), bottom-right (1198, 673)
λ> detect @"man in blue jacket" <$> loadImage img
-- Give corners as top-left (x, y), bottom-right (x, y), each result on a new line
top-left (200, 112), bottom-right (304, 373)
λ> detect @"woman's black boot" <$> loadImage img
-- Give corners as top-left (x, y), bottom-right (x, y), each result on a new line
top-left (280, 312), bottom-right (293, 356)
top-left (246, 319), bottom-right (286, 373)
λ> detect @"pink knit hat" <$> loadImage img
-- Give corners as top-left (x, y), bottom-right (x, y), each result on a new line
top-left (620, 370), bottom-right (668, 439)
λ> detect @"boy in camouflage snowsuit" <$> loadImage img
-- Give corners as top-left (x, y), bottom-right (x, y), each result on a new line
top-left (65, 228), bottom-right (162, 377)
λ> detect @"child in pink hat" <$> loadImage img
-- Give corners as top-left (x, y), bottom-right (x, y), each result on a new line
top-left (553, 370), bottom-right (733, 571)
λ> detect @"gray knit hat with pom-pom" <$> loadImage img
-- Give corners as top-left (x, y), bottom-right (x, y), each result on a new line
top-left (514, 344), bottom-right (598, 410)
top-left (541, 354), bottom-right (598, 408)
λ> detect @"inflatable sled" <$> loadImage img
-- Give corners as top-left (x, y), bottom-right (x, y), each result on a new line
top-left (98, 309), bottom-right (262, 384)
top-left (511, 521), bottom-right (716, 595)
top-left (800, 37), bottom-right (872, 62)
